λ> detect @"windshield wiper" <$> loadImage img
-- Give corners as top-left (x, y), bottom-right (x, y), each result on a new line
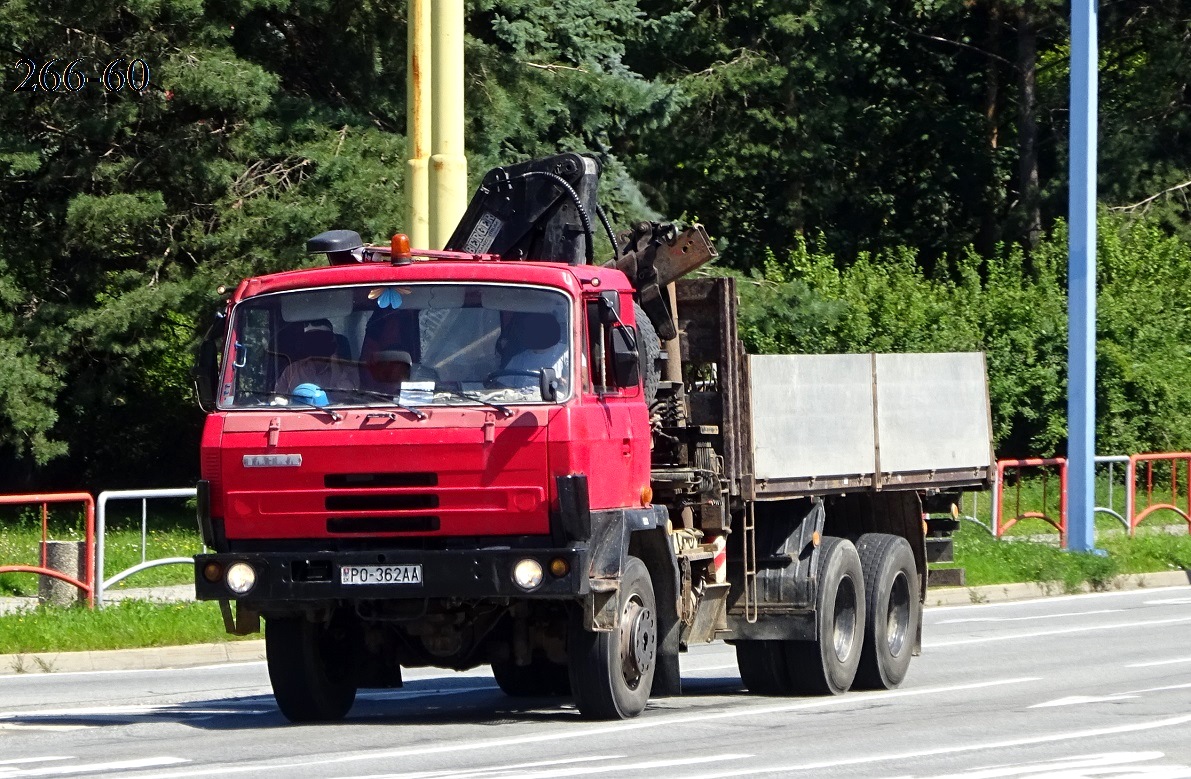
top-left (334, 388), bottom-right (428, 421)
top-left (433, 387), bottom-right (514, 418)
top-left (237, 391), bottom-right (343, 422)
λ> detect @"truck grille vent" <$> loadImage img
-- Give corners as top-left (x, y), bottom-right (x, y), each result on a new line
top-left (325, 494), bottom-right (439, 511)
top-left (327, 516), bottom-right (440, 534)
top-left (324, 472), bottom-right (437, 488)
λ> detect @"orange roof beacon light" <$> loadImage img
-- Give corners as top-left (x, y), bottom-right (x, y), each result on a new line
top-left (391, 233), bottom-right (413, 266)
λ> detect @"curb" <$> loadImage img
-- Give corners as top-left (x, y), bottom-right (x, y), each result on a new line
top-left (1, 571), bottom-right (1188, 676)
top-left (0, 640), bottom-right (265, 676)
top-left (924, 569), bottom-right (1191, 607)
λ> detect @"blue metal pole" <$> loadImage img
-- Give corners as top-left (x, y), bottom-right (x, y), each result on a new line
top-left (1067, 0), bottom-right (1098, 552)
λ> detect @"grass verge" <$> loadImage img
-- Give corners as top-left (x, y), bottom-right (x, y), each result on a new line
top-left (948, 520), bottom-right (1191, 592)
top-left (0, 600), bottom-right (251, 656)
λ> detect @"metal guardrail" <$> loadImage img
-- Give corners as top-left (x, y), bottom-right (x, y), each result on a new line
top-left (1094, 455), bottom-right (1133, 531)
top-left (95, 488), bottom-right (197, 607)
top-left (0, 492), bottom-right (96, 607)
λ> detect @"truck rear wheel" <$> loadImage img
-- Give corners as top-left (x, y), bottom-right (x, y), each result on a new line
top-left (568, 556), bottom-right (657, 719)
top-left (785, 536), bottom-right (865, 695)
top-left (492, 654), bottom-right (571, 697)
top-left (266, 615), bottom-right (357, 723)
top-left (854, 533), bottom-right (919, 689)
top-left (735, 640), bottom-right (794, 695)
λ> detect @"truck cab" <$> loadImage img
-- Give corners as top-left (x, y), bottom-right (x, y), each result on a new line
top-left (194, 242), bottom-right (673, 721)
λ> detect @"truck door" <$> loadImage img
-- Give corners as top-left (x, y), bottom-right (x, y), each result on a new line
top-left (575, 297), bottom-right (650, 510)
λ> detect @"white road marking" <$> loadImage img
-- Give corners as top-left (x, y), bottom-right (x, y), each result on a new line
top-left (1131, 681), bottom-right (1191, 694)
top-left (0, 757), bottom-right (188, 777)
top-left (1145, 597), bottom-right (1191, 605)
top-left (1030, 694), bottom-right (1138, 708)
top-left (347, 755), bottom-right (625, 779)
top-left (1032, 680), bottom-right (1191, 708)
top-left (924, 616), bottom-right (1191, 647)
top-left (113, 677), bottom-right (1038, 779)
top-left (0, 703), bottom-right (270, 721)
top-left (680, 714), bottom-right (1191, 778)
top-left (1127, 656), bottom-right (1191, 668)
top-left (910, 750), bottom-right (1188, 778)
top-left (0, 724), bottom-right (93, 732)
top-left (358, 753), bottom-right (751, 779)
top-left (357, 684), bottom-right (499, 702)
top-left (934, 608), bottom-right (1121, 624)
top-left (680, 663), bottom-right (739, 673)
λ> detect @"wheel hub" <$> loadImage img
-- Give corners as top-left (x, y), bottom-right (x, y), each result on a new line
top-left (618, 597), bottom-right (656, 687)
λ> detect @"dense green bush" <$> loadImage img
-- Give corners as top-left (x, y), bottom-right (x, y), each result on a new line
top-left (734, 213), bottom-right (1191, 458)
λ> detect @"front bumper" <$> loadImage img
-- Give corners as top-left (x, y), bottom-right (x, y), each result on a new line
top-left (194, 546), bottom-right (589, 602)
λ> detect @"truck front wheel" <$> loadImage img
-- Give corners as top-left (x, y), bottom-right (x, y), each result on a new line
top-left (568, 556), bottom-right (657, 719)
top-left (266, 615), bottom-right (357, 723)
top-left (785, 536), bottom-right (865, 695)
top-left (853, 533), bottom-right (919, 689)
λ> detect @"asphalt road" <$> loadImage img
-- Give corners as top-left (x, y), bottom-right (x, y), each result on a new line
top-left (2, 586), bottom-right (1191, 778)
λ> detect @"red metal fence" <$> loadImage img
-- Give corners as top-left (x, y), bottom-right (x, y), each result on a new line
top-left (0, 492), bottom-right (95, 608)
top-left (993, 458), bottom-right (1069, 546)
top-left (1128, 452), bottom-right (1191, 535)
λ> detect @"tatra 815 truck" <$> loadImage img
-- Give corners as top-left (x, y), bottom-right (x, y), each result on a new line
top-left (193, 153), bottom-right (993, 722)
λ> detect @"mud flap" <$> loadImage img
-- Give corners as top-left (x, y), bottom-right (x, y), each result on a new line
top-left (219, 599), bottom-right (261, 636)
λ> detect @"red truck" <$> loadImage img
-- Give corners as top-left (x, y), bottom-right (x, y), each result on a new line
top-left (193, 153), bottom-right (993, 722)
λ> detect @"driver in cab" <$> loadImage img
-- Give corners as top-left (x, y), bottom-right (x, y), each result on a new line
top-left (496, 311), bottom-right (568, 394)
top-left (275, 320), bottom-right (358, 396)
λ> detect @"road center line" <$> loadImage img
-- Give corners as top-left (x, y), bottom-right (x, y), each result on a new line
top-left (441, 752), bottom-right (752, 779)
top-left (680, 714), bottom-right (1191, 778)
top-left (348, 754), bottom-right (626, 779)
top-left (934, 608), bottom-right (1121, 625)
top-left (5, 757), bottom-right (189, 777)
top-left (924, 616), bottom-right (1191, 647)
top-left (1127, 656), bottom-right (1191, 668)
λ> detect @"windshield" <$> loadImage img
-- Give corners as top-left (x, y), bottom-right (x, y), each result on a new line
top-left (218, 283), bottom-right (572, 410)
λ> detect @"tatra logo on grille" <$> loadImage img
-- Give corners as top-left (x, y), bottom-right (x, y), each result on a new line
top-left (243, 454), bottom-right (302, 468)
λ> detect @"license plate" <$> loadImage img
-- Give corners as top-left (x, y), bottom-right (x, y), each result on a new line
top-left (341, 564), bottom-right (423, 585)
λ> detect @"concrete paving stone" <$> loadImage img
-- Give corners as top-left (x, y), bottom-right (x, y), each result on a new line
top-left (0, 570), bottom-right (1188, 676)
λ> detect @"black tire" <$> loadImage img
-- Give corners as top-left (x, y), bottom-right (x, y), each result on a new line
top-left (633, 302), bottom-right (660, 406)
top-left (492, 654), bottom-right (571, 697)
top-left (266, 615), bottom-right (357, 723)
top-left (784, 536), bottom-right (865, 695)
top-left (568, 556), bottom-right (657, 719)
top-left (853, 533), bottom-right (919, 690)
top-left (735, 640), bottom-right (794, 695)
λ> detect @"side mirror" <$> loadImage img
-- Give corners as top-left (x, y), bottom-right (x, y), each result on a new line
top-left (597, 290), bottom-right (620, 325)
top-left (194, 336), bottom-right (219, 410)
top-left (193, 309), bottom-right (226, 411)
top-left (539, 368), bottom-right (559, 402)
top-left (610, 325), bottom-right (639, 388)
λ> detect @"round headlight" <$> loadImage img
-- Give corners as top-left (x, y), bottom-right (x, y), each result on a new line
top-left (512, 559), bottom-right (544, 591)
top-left (225, 561), bottom-right (257, 595)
